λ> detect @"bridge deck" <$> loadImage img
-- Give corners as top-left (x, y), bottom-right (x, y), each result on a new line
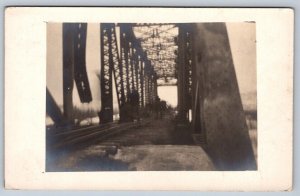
top-left (97, 114), bottom-right (194, 146)
top-left (46, 113), bottom-right (215, 171)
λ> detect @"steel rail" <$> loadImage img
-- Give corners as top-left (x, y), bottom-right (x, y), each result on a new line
top-left (52, 119), bottom-right (151, 149)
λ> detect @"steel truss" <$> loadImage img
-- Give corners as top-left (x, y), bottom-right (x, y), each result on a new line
top-left (52, 23), bottom-right (197, 131)
top-left (100, 23), bottom-right (157, 123)
top-left (100, 23), bottom-right (123, 123)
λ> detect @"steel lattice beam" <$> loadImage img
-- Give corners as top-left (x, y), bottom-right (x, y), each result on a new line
top-left (99, 24), bottom-right (114, 123)
top-left (185, 29), bottom-right (193, 109)
top-left (177, 24), bottom-right (193, 122)
top-left (120, 28), bottom-right (130, 100)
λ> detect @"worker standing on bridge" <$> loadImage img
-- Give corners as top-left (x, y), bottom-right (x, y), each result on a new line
top-left (160, 100), bottom-right (167, 119)
top-left (130, 89), bottom-right (140, 122)
top-left (154, 96), bottom-right (161, 119)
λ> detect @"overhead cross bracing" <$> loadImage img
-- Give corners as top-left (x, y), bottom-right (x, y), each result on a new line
top-left (132, 24), bottom-right (178, 85)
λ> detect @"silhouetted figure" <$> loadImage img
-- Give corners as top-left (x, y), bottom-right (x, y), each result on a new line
top-left (160, 100), bottom-right (167, 119)
top-left (129, 90), bottom-right (140, 121)
top-left (98, 108), bottom-right (113, 124)
top-left (154, 96), bottom-right (161, 119)
top-left (119, 102), bottom-right (132, 122)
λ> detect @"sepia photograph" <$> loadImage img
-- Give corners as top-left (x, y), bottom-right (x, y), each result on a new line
top-left (4, 7), bottom-right (293, 190)
top-left (46, 22), bottom-right (257, 171)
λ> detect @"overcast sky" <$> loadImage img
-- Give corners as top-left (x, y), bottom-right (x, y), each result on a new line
top-left (47, 22), bottom-right (256, 110)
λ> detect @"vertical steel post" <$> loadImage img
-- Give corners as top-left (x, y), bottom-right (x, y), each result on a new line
top-left (134, 54), bottom-right (140, 99)
top-left (119, 27), bottom-right (130, 122)
top-left (149, 70), bottom-right (154, 103)
top-left (130, 46), bottom-right (136, 91)
top-left (186, 29), bottom-right (193, 118)
top-left (148, 73), bottom-right (152, 104)
top-left (120, 30), bottom-right (130, 101)
top-left (125, 41), bottom-right (131, 97)
top-left (140, 60), bottom-right (145, 107)
top-left (62, 23), bottom-right (75, 125)
top-left (177, 24), bottom-right (192, 122)
top-left (127, 44), bottom-right (134, 91)
top-left (120, 25), bottom-right (132, 99)
top-left (177, 24), bottom-right (186, 121)
top-left (144, 62), bottom-right (149, 105)
top-left (190, 25), bottom-right (203, 134)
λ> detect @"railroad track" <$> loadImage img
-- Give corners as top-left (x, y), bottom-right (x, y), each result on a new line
top-left (47, 119), bottom-right (151, 149)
